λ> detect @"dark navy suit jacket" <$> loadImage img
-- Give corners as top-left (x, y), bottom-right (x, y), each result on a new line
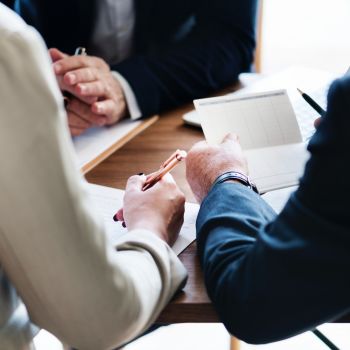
top-left (1, 0), bottom-right (14, 7)
top-left (15, 0), bottom-right (258, 117)
top-left (197, 76), bottom-right (350, 344)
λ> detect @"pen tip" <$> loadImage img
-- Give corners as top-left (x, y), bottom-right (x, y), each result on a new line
top-left (297, 88), bottom-right (303, 95)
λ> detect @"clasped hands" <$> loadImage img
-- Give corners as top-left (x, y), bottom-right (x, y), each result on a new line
top-left (50, 48), bottom-right (127, 136)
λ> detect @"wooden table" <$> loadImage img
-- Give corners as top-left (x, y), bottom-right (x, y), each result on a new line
top-left (86, 83), bottom-right (350, 326)
top-left (86, 98), bottom-right (223, 323)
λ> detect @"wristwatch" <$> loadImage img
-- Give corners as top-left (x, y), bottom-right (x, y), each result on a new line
top-left (212, 171), bottom-right (259, 194)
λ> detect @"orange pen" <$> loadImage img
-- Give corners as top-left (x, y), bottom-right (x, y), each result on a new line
top-left (113, 149), bottom-right (187, 222)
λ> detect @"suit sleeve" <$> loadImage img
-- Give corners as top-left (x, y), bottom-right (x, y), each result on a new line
top-left (0, 16), bottom-right (187, 350)
top-left (114, 0), bottom-right (258, 116)
top-left (196, 77), bottom-right (350, 344)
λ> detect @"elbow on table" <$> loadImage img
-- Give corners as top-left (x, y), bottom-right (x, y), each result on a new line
top-left (221, 307), bottom-right (278, 345)
top-left (213, 292), bottom-right (280, 345)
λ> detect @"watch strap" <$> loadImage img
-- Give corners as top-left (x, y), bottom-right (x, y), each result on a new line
top-left (212, 171), bottom-right (259, 194)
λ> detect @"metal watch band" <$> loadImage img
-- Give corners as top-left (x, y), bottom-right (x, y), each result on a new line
top-left (212, 171), bottom-right (259, 194)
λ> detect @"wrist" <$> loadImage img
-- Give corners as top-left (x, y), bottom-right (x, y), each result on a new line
top-left (212, 171), bottom-right (259, 194)
top-left (128, 220), bottom-right (167, 242)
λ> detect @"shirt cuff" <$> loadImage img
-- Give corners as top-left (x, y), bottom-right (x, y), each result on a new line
top-left (112, 71), bottom-right (142, 120)
top-left (115, 229), bottom-right (188, 293)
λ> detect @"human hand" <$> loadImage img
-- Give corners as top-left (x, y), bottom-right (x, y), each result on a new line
top-left (65, 96), bottom-right (111, 136)
top-left (50, 48), bottom-right (127, 131)
top-left (186, 133), bottom-right (248, 203)
top-left (116, 174), bottom-right (185, 246)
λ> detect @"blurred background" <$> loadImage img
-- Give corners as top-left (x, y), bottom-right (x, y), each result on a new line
top-left (262, 0), bottom-right (350, 74)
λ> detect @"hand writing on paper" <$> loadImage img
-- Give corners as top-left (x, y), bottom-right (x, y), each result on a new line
top-left (116, 174), bottom-right (185, 246)
top-left (186, 133), bottom-right (248, 203)
top-left (50, 48), bottom-right (127, 136)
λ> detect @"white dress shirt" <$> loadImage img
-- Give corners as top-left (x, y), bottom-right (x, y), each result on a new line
top-left (0, 5), bottom-right (187, 350)
top-left (90, 0), bottom-right (142, 119)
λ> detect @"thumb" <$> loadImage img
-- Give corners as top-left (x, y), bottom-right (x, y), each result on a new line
top-left (49, 48), bottom-right (68, 63)
top-left (126, 174), bottom-right (147, 192)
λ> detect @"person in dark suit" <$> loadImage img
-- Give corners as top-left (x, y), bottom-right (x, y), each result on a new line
top-left (15, 0), bottom-right (258, 136)
top-left (185, 75), bottom-right (350, 344)
top-left (1, 0), bottom-right (14, 7)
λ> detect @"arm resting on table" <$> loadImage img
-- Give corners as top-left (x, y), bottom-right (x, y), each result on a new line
top-left (0, 18), bottom-right (186, 350)
top-left (197, 77), bottom-right (350, 344)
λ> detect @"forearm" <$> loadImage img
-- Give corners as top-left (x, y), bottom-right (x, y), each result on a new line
top-left (296, 78), bottom-right (350, 226)
top-left (198, 182), bottom-right (350, 344)
top-left (0, 22), bottom-right (186, 350)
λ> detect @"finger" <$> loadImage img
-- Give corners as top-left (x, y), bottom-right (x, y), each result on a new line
top-left (75, 81), bottom-right (106, 97)
top-left (49, 48), bottom-right (68, 63)
top-left (64, 67), bottom-right (99, 86)
top-left (126, 174), bottom-right (147, 193)
top-left (69, 126), bottom-right (86, 137)
top-left (63, 87), bottom-right (98, 105)
top-left (53, 55), bottom-right (97, 75)
top-left (222, 133), bottom-right (239, 143)
top-left (68, 98), bottom-right (107, 126)
top-left (92, 99), bottom-right (118, 123)
top-left (116, 208), bottom-right (124, 222)
top-left (188, 140), bottom-right (208, 155)
top-left (67, 110), bottom-right (91, 129)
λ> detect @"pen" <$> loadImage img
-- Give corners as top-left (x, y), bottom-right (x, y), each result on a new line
top-left (113, 149), bottom-right (187, 222)
top-left (142, 149), bottom-right (187, 191)
top-left (297, 88), bottom-right (326, 116)
top-left (74, 47), bottom-right (87, 56)
top-left (63, 47), bottom-right (87, 105)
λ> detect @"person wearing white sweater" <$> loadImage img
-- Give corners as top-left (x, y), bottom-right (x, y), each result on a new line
top-left (0, 5), bottom-right (187, 349)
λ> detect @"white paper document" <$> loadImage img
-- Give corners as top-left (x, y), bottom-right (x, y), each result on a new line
top-left (194, 90), bottom-right (310, 192)
top-left (184, 66), bottom-right (335, 141)
top-left (74, 119), bottom-right (143, 170)
top-left (262, 186), bottom-right (298, 213)
top-left (87, 183), bottom-right (198, 255)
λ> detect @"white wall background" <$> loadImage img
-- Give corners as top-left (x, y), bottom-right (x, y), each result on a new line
top-left (262, 0), bottom-right (350, 74)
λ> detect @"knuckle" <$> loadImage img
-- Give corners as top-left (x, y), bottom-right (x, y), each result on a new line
top-left (93, 57), bottom-right (107, 69)
top-left (88, 68), bottom-right (98, 81)
top-left (100, 81), bottom-right (107, 94)
top-left (78, 55), bottom-right (89, 65)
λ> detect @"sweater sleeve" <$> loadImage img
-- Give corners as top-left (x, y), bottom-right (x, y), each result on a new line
top-left (0, 10), bottom-right (187, 350)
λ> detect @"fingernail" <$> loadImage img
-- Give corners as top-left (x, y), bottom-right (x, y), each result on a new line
top-left (113, 214), bottom-right (118, 222)
top-left (53, 63), bottom-right (61, 74)
top-left (79, 85), bottom-right (86, 93)
top-left (96, 105), bottom-right (104, 114)
top-left (122, 222), bottom-right (126, 228)
top-left (66, 73), bottom-right (76, 84)
top-left (138, 173), bottom-right (145, 176)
